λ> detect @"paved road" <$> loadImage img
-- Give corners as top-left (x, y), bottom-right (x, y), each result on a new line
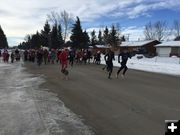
top-left (27, 63), bottom-right (180, 135)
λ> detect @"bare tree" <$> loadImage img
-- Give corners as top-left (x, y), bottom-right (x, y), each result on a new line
top-left (154, 21), bottom-right (168, 41)
top-left (144, 21), bottom-right (155, 40)
top-left (144, 21), bottom-right (168, 41)
top-left (47, 10), bottom-right (74, 42)
top-left (47, 11), bottom-right (59, 25)
top-left (173, 19), bottom-right (180, 37)
top-left (60, 10), bottom-right (74, 41)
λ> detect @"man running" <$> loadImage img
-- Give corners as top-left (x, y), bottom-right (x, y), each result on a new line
top-left (116, 49), bottom-right (131, 79)
top-left (59, 48), bottom-right (69, 79)
top-left (104, 49), bottom-right (115, 79)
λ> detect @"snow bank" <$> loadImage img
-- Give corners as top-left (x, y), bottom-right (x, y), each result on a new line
top-left (101, 55), bottom-right (180, 76)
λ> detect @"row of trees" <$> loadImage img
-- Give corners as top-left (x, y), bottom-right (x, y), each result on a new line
top-left (0, 25), bottom-right (8, 49)
top-left (70, 17), bottom-right (124, 49)
top-left (18, 10), bottom-right (180, 50)
top-left (18, 13), bottom-right (124, 49)
top-left (18, 21), bottom-right (64, 49)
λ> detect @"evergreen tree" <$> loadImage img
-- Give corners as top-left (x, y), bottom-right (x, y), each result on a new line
top-left (57, 24), bottom-right (64, 48)
top-left (26, 35), bottom-right (31, 49)
top-left (109, 25), bottom-right (119, 48)
top-left (174, 36), bottom-right (180, 41)
top-left (82, 30), bottom-right (90, 48)
top-left (70, 17), bottom-right (84, 49)
top-left (103, 26), bottom-right (109, 45)
top-left (0, 25), bottom-right (8, 49)
top-left (51, 24), bottom-right (59, 49)
top-left (121, 35), bottom-right (126, 42)
top-left (98, 30), bottom-right (103, 44)
top-left (41, 21), bottom-right (51, 47)
top-left (90, 30), bottom-right (97, 46)
top-left (30, 31), bottom-right (42, 49)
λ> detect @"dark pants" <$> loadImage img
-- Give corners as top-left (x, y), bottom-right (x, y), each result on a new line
top-left (117, 61), bottom-right (128, 75)
top-left (107, 61), bottom-right (113, 78)
top-left (69, 58), bottom-right (74, 67)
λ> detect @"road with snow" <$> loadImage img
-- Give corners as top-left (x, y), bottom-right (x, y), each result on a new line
top-left (0, 60), bottom-right (180, 135)
top-left (26, 63), bottom-right (180, 135)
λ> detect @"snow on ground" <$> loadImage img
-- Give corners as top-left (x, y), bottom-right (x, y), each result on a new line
top-left (0, 62), bottom-right (94, 135)
top-left (101, 55), bottom-right (180, 76)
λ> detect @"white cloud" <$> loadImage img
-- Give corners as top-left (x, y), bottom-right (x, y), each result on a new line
top-left (122, 26), bottom-right (145, 41)
top-left (112, 0), bottom-right (180, 18)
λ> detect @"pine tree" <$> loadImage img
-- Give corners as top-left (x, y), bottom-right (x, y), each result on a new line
top-left (51, 24), bottom-right (59, 49)
top-left (174, 36), bottom-right (180, 41)
top-left (90, 30), bottom-right (97, 46)
top-left (0, 25), bottom-right (8, 49)
top-left (30, 31), bottom-right (42, 49)
top-left (98, 30), bottom-right (103, 44)
top-left (121, 35), bottom-right (126, 42)
top-left (70, 17), bottom-right (84, 49)
top-left (57, 24), bottom-right (64, 48)
top-left (82, 30), bottom-right (90, 48)
top-left (109, 25), bottom-right (119, 48)
top-left (41, 21), bottom-right (51, 47)
top-left (103, 26), bottom-right (109, 46)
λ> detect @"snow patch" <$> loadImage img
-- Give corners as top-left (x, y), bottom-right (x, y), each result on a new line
top-left (101, 55), bottom-right (180, 76)
top-left (0, 62), bottom-right (94, 135)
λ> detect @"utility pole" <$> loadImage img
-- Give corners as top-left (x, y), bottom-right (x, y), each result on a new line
top-left (126, 33), bottom-right (130, 41)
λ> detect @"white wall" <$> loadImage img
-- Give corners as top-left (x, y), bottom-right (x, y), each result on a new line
top-left (156, 47), bottom-right (171, 57)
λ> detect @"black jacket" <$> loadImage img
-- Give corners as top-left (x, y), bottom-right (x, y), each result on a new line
top-left (118, 52), bottom-right (131, 64)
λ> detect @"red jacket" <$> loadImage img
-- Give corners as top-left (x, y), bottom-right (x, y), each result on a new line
top-left (59, 50), bottom-right (68, 62)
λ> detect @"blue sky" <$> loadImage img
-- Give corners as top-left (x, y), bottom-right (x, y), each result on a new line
top-left (0, 0), bottom-right (180, 46)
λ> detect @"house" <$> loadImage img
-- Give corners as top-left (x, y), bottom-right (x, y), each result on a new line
top-left (156, 41), bottom-right (180, 57)
top-left (93, 45), bottom-right (110, 54)
top-left (119, 40), bottom-right (160, 56)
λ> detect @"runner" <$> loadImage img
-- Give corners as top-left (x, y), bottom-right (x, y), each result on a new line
top-left (23, 50), bottom-right (28, 61)
top-left (116, 49), bottom-right (131, 79)
top-left (50, 49), bottom-right (56, 64)
top-left (15, 49), bottom-right (20, 61)
top-left (59, 48), bottom-right (69, 80)
top-left (43, 49), bottom-right (49, 65)
top-left (11, 51), bottom-right (15, 63)
top-left (96, 51), bottom-right (101, 65)
top-left (69, 49), bottom-right (75, 67)
top-left (104, 49), bottom-right (115, 79)
top-left (36, 49), bottom-right (43, 66)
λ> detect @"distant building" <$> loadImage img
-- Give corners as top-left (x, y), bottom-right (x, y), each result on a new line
top-left (156, 41), bottom-right (180, 57)
top-left (93, 45), bottom-right (110, 54)
top-left (119, 40), bottom-right (160, 56)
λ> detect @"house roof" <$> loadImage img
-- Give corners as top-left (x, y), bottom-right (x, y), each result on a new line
top-left (120, 40), bottom-right (158, 47)
top-left (95, 45), bottom-right (110, 48)
top-left (156, 41), bottom-right (180, 47)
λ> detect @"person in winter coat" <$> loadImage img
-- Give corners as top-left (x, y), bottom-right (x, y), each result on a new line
top-left (50, 49), bottom-right (56, 64)
top-left (36, 49), bottom-right (43, 66)
top-left (43, 49), bottom-right (49, 65)
top-left (69, 49), bottom-right (75, 67)
top-left (59, 48), bottom-right (68, 71)
top-left (24, 50), bottom-right (28, 61)
top-left (11, 52), bottom-right (15, 63)
top-left (116, 49), bottom-right (131, 78)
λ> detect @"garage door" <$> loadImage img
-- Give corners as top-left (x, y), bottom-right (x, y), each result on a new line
top-left (157, 47), bottom-right (171, 57)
